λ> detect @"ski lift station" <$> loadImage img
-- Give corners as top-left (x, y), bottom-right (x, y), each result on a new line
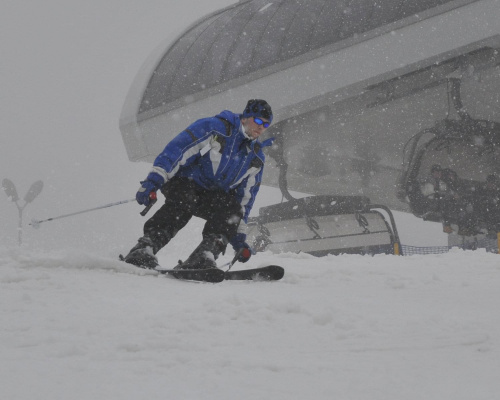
top-left (120, 0), bottom-right (500, 255)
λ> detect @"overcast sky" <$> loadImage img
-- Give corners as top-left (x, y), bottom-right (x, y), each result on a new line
top-left (0, 0), bottom-right (236, 249)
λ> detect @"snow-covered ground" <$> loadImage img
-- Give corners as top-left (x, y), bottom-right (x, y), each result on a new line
top-left (1, 185), bottom-right (497, 400)
top-left (0, 188), bottom-right (499, 400)
top-left (2, 238), bottom-right (500, 400)
top-left (2, 1), bottom-right (499, 399)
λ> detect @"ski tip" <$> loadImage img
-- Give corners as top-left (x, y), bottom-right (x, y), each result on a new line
top-left (266, 265), bottom-right (285, 280)
top-left (224, 265), bottom-right (284, 281)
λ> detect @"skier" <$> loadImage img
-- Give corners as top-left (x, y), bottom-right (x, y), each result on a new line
top-left (122, 99), bottom-right (274, 270)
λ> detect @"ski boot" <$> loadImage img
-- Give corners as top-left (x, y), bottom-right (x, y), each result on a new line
top-left (176, 234), bottom-right (228, 270)
top-left (121, 236), bottom-right (159, 269)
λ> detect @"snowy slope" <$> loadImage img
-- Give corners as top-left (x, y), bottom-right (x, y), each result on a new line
top-left (1, 187), bottom-right (497, 400)
top-left (2, 1), bottom-right (499, 399)
top-left (2, 244), bottom-right (500, 400)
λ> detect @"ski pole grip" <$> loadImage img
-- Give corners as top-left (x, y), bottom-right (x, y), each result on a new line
top-left (140, 192), bottom-right (157, 216)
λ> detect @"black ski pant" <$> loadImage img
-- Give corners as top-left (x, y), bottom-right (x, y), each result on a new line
top-left (143, 177), bottom-right (243, 254)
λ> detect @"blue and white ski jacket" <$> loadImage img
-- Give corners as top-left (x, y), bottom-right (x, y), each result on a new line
top-left (146, 110), bottom-right (274, 222)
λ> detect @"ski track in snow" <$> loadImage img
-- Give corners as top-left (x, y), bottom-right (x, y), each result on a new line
top-left (2, 246), bottom-right (500, 400)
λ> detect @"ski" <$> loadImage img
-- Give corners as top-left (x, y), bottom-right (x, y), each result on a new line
top-left (156, 267), bottom-right (225, 283)
top-left (224, 265), bottom-right (284, 281)
top-left (121, 251), bottom-right (284, 282)
top-left (155, 265), bottom-right (284, 283)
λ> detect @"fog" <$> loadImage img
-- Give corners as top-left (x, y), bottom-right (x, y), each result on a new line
top-left (0, 0), bottom-right (235, 253)
top-left (1, 0), bottom-right (450, 257)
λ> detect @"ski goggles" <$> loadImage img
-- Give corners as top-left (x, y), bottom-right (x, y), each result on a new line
top-left (253, 117), bottom-right (271, 128)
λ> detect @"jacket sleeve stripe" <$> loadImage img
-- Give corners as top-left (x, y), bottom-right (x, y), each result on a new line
top-left (151, 134), bottom-right (212, 182)
top-left (167, 135), bottom-right (212, 177)
top-left (237, 169), bottom-right (262, 222)
top-left (149, 166), bottom-right (169, 182)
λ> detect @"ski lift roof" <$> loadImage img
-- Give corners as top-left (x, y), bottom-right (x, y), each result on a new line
top-left (136, 0), bottom-right (462, 115)
top-left (120, 0), bottom-right (500, 163)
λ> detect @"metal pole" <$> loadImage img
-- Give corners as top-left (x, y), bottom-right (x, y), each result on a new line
top-left (17, 204), bottom-right (23, 246)
top-left (2, 179), bottom-right (43, 246)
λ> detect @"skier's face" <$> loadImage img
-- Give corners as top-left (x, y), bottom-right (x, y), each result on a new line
top-left (242, 117), bottom-right (269, 139)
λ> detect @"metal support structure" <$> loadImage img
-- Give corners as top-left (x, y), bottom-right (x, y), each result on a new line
top-left (2, 179), bottom-right (43, 245)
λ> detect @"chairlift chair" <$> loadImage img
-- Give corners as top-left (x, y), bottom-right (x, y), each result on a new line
top-left (246, 195), bottom-right (401, 256)
top-left (249, 132), bottom-right (402, 256)
top-left (397, 117), bottom-right (500, 230)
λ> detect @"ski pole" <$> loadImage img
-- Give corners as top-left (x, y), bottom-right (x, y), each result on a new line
top-left (30, 198), bottom-right (140, 228)
top-left (222, 248), bottom-right (245, 272)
